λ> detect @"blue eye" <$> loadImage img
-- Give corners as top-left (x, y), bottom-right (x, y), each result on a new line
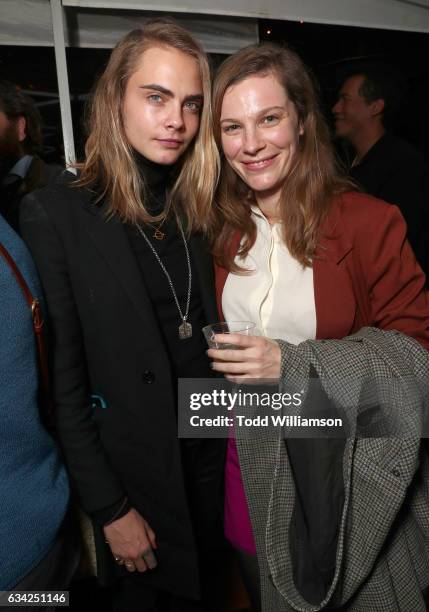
top-left (263, 115), bottom-right (279, 124)
top-left (148, 94), bottom-right (162, 103)
top-left (223, 124), bottom-right (240, 133)
top-left (184, 101), bottom-right (201, 113)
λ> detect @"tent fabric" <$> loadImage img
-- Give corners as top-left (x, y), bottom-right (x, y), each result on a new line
top-left (1, 0), bottom-right (429, 54)
top-left (0, 0), bottom-right (258, 53)
top-left (64, 0), bottom-right (429, 33)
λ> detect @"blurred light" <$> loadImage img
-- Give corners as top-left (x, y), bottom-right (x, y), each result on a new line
top-left (299, 19), bottom-right (304, 24)
top-left (266, 29), bottom-right (272, 34)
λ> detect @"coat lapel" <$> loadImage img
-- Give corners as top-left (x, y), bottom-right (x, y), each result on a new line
top-left (82, 198), bottom-right (163, 338)
top-left (313, 199), bottom-right (356, 339)
top-left (189, 232), bottom-right (218, 325)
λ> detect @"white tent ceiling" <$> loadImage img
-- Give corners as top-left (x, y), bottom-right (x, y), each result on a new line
top-left (1, 0), bottom-right (428, 168)
top-left (0, 0), bottom-right (258, 53)
top-left (1, 0), bottom-right (429, 53)
top-left (64, 0), bottom-right (429, 32)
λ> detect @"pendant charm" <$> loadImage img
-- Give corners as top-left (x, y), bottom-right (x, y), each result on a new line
top-left (179, 320), bottom-right (192, 340)
top-left (153, 228), bottom-right (165, 240)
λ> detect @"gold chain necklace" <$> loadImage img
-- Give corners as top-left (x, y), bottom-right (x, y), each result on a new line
top-left (147, 192), bottom-right (171, 240)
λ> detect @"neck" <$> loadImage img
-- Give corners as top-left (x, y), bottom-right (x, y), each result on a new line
top-left (351, 123), bottom-right (385, 165)
top-left (255, 193), bottom-right (281, 225)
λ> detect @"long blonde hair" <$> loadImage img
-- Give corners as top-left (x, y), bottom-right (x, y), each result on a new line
top-left (75, 19), bottom-right (219, 231)
top-left (211, 43), bottom-right (353, 270)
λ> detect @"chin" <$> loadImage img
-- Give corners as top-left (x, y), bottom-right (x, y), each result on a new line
top-left (334, 125), bottom-right (348, 139)
top-left (247, 177), bottom-right (278, 193)
top-left (147, 150), bottom-right (181, 166)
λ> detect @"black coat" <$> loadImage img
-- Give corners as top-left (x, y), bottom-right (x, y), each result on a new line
top-left (20, 172), bottom-right (225, 599)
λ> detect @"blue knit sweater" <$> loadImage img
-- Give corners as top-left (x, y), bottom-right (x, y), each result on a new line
top-left (0, 215), bottom-right (69, 589)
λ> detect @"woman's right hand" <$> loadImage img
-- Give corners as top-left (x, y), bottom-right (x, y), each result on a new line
top-left (103, 508), bottom-right (157, 572)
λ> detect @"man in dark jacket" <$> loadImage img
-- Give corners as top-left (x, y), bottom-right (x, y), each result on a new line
top-left (332, 67), bottom-right (429, 277)
top-left (0, 80), bottom-right (62, 234)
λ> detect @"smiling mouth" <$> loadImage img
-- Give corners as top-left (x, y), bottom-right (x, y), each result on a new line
top-left (242, 155), bottom-right (278, 170)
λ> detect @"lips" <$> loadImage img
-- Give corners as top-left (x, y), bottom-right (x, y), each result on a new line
top-left (156, 138), bottom-right (184, 149)
top-left (241, 154), bottom-right (278, 171)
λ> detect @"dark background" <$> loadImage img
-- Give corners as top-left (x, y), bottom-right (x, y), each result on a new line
top-left (1, 16), bottom-right (428, 162)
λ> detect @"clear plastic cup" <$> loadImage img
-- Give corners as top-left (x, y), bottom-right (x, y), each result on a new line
top-left (202, 321), bottom-right (256, 349)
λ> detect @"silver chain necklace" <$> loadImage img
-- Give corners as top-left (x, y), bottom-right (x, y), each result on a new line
top-left (136, 219), bottom-right (193, 340)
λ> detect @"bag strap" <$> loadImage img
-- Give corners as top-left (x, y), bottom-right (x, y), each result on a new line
top-left (0, 242), bottom-right (35, 310)
top-left (0, 241), bottom-right (53, 422)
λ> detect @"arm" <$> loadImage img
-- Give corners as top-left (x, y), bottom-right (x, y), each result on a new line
top-left (357, 203), bottom-right (429, 348)
top-left (20, 193), bottom-right (157, 571)
top-left (20, 193), bottom-right (125, 511)
top-left (378, 161), bottom-right (428, 273)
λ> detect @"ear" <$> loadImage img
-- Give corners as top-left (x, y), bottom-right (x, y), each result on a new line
top-left (370, 98), bottom-right (385, 117)
top-left (16, 116), bottom-right (27, 143)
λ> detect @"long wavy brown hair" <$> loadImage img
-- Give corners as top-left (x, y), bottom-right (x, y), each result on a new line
top-left (75, 19), bottom-right (219, 231)
top-left (211, 43), bottom-right (353, 270)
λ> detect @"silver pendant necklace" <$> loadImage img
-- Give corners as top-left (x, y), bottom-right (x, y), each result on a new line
top-left (136, 219), bottom-right (193, 340)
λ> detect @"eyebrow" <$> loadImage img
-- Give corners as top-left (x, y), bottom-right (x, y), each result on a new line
top-left (140, 84), bottom-right (203, 102)
top-left (220, 105), bottom-right (285, 124)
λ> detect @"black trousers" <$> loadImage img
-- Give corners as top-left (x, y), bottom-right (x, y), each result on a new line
top-left (111, 541), bottom-right (227, 612)
top-left (110, 438), bottom-right (227, 611)
top-left (234, 548), bottom-right (261, 612)
top-left (112, 576), bottom-right (204, 612)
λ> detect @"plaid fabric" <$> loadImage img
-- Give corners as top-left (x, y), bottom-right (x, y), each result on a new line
top-left (235, 328), bottom-right (429, 611)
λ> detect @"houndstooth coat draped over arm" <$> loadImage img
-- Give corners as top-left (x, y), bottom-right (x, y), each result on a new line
top-left (235, 327), bottom-right (429, 612)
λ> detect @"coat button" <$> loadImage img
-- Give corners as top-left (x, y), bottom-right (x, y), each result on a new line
top-left (142, 370), bottom-right (155, 384)
top-left (392, 468), bottom-right (401, 478)
top-left (90, 394), bottom-right (107, 409)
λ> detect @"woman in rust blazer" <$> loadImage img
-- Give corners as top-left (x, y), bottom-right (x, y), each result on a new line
top-left (207, 43), bottom-right (429, 612)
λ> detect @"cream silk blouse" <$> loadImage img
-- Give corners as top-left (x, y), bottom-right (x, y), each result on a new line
top-left (222, 206), bottom-right (317, 345)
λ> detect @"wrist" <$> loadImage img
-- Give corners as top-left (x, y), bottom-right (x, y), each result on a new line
top-left (91, 496), bottom-right (131, 527)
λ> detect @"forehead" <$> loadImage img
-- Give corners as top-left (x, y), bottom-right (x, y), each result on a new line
top-left (129, 45), bottom-right (202, 92)
top-left (221, 73), bottom-right (289, 116)
top-left (340, 74), bottom-right (365, 97)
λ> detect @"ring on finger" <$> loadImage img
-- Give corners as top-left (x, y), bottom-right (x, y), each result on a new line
top-left (142, 549), bottom-right (158, 569)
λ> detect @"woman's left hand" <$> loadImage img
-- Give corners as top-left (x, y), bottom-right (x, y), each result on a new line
top-left (207, 334), bottom-right (281, 381)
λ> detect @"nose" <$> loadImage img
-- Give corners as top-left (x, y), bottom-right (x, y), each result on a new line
top-left (332, 98), bottom-right (342, 115)
top-left (165, 103), bottom-right (185, 131)
top-left (243, 127), bottom-right (265, 155)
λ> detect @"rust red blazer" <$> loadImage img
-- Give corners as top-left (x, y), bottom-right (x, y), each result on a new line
top-left (215, 191), bottom-right (429, 349)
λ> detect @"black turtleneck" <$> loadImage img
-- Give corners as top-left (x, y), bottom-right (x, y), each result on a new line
top-left (133, 152), bottom-right (173, 214)
top-left (123, 153), bottom-right (212, 382)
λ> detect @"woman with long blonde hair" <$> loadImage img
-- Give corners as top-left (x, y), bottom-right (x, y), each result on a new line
top-left (208, 43), bottom-right (429, 611)
top-left (21, 19), bottom-right (224, 611)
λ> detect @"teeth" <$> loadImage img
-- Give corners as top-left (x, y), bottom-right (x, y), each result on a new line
top-left (247, 159), bottom-right (269, 167)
